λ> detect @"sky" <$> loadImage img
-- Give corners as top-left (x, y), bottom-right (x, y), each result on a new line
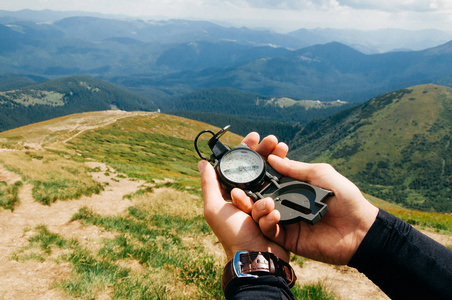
top-left (1, 0), bottom-right (452, 32)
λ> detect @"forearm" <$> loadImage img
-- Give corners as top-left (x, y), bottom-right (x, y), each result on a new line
top-left (348, 209), bottom-right (452, 299)
top-left (224, 276), bottom-right (295, 300)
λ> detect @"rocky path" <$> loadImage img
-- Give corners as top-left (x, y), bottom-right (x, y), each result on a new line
top-left (0, 163), bottom-right (144, 299)
top-left (0, 161), bottom-right (450, 299)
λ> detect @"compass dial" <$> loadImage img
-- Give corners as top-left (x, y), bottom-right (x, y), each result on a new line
top-left (219, 148), bottom-right (265, 184)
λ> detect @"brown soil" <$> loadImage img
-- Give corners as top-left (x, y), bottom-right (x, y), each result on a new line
top-left (2, 159), bottom-right (450, 299)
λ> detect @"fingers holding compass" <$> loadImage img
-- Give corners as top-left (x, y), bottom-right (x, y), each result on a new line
top-left (230, 188), bottom-right (254, 214)
top-left (230, 189), bottom-right (283, 241)
top-left (240, 132), bottom-right (260, 150)
top-left (241, 132), bottom-right (288, 160)
top-left (256, 135), bottom-right (288, 159)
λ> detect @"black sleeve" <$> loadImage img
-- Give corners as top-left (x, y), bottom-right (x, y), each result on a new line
top-left (348, 209), bottom-right (452, 299)
top-left (224, 276), bottom-right (295, 300)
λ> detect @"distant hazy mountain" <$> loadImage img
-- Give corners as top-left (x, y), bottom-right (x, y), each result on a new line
top-left (1, 10), bottom-right (452, 102)
top-left (1, 9), bottom-right (450, 52)
top-left (0, 9), bottom-right (124, 23)
top-left (289, 84), bottom-right (452, 212)
top-left (0, 75), bottom-right (156, 132)
top-left (288, 28), bottom-right (452, 54)
top-left (147, 41), bottom-right (452, 101)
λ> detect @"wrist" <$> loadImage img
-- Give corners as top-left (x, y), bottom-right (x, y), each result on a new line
top-left (225, 245), bottom-right (290, 262)
top-left (350, 202), bottom-right (379, 261)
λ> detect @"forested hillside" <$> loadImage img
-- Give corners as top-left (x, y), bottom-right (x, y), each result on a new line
top-left (0, 76), bottom-right (156, 132)
top-left (171, 110), bottom-right (302, 144)
top-left (289, 84), bottom-right (452, 212)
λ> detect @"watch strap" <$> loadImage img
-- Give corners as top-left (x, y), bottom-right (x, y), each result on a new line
top-left (222, 251), bottom-right (296, 293)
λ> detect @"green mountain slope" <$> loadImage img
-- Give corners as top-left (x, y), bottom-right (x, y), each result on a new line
top-left (0, 73), bottom-right (45, 90)
top-left (290, 84), bottom-right (452, 212)
top-left (0, 75), bottom-right (156, 132)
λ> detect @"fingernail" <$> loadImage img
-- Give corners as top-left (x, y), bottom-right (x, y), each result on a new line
top-left (257, 199), bottom-right (266, 210)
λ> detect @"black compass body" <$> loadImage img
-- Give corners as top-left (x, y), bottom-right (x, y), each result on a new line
top-left (195, 126), bottom-right (333, 225)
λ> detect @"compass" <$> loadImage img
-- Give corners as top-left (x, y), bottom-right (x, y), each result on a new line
top-left (194, 125), bottom-right (333, 225)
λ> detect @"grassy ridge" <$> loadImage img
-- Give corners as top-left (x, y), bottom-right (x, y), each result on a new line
top-left (291, 84), bottom-right (452, 212)
top-left (365, 194), bottom-right (452, 233)
top-left (0, 112), bottom-right (241, 206)
top-left (65, 113), bottom-right (242, 188)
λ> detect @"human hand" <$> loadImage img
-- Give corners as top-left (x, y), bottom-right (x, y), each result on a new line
top-left (235, 155), bottom-right (379, 265)
top-left (199, 132), bottom-right (290, 261)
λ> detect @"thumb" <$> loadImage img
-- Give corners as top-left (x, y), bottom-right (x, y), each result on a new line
top-left (198, 160), bottom-right (224, 213)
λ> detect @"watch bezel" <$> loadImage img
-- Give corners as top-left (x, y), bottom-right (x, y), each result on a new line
top-left (233, 251), bottom-right (259, 278)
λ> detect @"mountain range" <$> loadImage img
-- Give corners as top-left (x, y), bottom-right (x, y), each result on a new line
top-left (1, 10), bottom-right (452, 102)
top-left (1, 9), bottom-right (451, 53)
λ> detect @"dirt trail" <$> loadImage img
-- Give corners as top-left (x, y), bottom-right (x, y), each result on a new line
top-left (293, 261), bottom-right (389, 299)
top-left (1, 161), bottom-right (451, 299)
top-left (0, 163), bottom-right (145, 300)
top-left (1, 159), bottom-right (451, 299)
top-left (0, 165), bottom-right (22, 184)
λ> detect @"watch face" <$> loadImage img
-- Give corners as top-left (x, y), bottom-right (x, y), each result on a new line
top-left (219, 148), bottom-right (265, 184)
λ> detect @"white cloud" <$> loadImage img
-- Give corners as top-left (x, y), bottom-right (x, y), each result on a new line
top-left (223, 0), bottom-right (452, 12)
top-left (2, 0), bottom-right (452, 32)
top-left (337, 0), bottom-right (452, 12)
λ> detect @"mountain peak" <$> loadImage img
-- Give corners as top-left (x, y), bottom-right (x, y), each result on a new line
top-left (297, 41), bottom-right (365, 56)
top-left (424, 39), bottom-right (452, 54)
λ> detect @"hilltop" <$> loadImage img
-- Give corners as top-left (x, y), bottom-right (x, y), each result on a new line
top-left (290, 84), bottom-right (452, 212)
top-left (0, 111), bottom-right (240, 299)
top-left (0, 75), bottom-right (156, 132)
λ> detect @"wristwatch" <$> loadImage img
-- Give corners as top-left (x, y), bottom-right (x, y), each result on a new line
top-left (222, 251), bottom-right (297, 293)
